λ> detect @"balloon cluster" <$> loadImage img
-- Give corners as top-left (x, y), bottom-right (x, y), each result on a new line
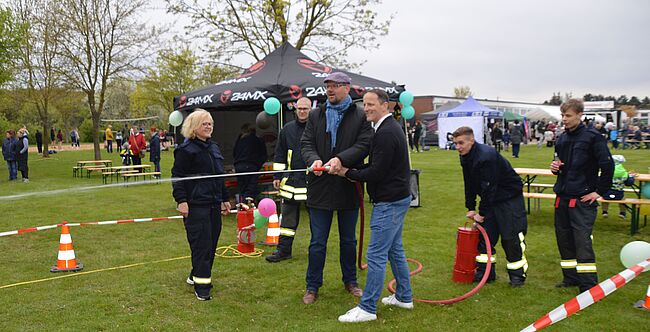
top-left (253, 198), bottom-right (277, 229)
top-left (399, 91), bottom-right (415, 120)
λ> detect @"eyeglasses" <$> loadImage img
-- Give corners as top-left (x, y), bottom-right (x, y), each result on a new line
top-left (296, 107), bottom-right (311, 111)
top-left (201, 122), bottom-right (213, 127)
top-left (325, 83), bottom-right (348, 90)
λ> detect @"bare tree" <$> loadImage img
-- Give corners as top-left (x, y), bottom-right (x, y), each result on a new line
top-left (165, 0), bottom-right (393, 69)
top-left (12, 0), bottom-right (67, 157)
top-left (56, 0), bottom-right (159, 159)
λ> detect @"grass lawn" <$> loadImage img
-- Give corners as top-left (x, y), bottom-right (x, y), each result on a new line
top-left (0, 144), bottom-right (648, 331)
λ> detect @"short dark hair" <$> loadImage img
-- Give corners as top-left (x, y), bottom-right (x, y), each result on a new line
top-left (452, 126), bottom-right (474, 138)
top-left (561, 98), bottom-right (584, 114)
top-left (364, 89), bottom-right (389, 104)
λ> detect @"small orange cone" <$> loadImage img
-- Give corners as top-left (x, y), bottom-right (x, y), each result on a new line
top-left (50, 224), bottom-right (83, 272)
top-left (634, 284), bottom-right (650, 311)
top-left (263, 214), bottom-right (280, 246)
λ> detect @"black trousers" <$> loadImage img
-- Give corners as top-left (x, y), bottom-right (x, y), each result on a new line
top-left (277, 199), bottom-right (304, 255)
top-left (554, 197), bottom-right (598, 291)
top-left (184, 205), bottom-right (222, 292)
top-left (476, 195), bottom-right (528, 281)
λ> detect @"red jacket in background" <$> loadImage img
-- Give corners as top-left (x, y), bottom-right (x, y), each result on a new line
top-left (129, 133), bottom-right (146, 155)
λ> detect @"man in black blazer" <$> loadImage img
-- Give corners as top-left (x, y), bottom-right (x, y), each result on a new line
top-left (336, 89), bottom-right (413, 323)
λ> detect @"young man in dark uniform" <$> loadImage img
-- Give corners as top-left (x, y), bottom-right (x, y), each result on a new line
top-left (266, 97), bottom-right (311, 262)
top-left (550, 99), bottom-right (613, 293)
top-left (453, 126), bottom-right (528, 287)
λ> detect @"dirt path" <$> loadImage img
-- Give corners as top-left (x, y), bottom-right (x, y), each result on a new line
top-left (29, 143), bottom-right (99, 153)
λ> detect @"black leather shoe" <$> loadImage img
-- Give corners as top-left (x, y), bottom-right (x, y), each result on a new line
top-left (265, 251), bottom-right (292, 263)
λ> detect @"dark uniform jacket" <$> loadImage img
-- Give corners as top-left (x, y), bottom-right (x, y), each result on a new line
top-left (172, 138), bottom-right (228, 206)
top-left (553, 123), bottom-right (613, 198)
top-left (149, 134), bottom-right (160, 162)
top-left (233, 133), bottom-right (267, 170)
top-left (301, 102), bottom-right (372, 210)
top-left (346, 116), bottom-right (410, 203)
top-left (461, 142), bottom-right (523, 217)
top-left (273, 120), bottom-right (307, 200)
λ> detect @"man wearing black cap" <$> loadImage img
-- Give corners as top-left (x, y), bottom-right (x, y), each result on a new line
top-left (301, 72), bottom-right (372, 304)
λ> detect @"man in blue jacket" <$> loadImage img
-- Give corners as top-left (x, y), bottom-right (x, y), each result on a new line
top-left (2, 130), bottom-right (17, 181)
top-left (453, 126), bottom-right (528, 287)
top-left (550, 99), bottom-right (613, 293)
top-left (336, 89), bottom-right (413, 323)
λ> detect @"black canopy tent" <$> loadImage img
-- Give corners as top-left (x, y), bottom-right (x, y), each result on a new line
top-left (172, 42), bottom-right (405, 166)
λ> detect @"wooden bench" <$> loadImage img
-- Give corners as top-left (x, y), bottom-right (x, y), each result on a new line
top-left (102, 170), bottom-right (139, 184)
top-left (122, 172), bottom-right (162, 182)
top-left (527, 183), bottom-right (636, 193)
top-left (522, 192), bottom-right (650, 235)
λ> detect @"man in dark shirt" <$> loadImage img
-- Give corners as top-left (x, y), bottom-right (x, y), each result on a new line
top-left (550, 99), bottom-right (613, 293)
top-left (453, 126), bottom-right (528, 287)
top-left (336, 89), bottom-right (413, 323)
top-left (233, 123), bottom-right (267, 202)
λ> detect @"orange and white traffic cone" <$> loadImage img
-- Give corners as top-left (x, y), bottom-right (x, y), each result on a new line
top-left (634, 284), bottom-right (650, 311)
top-left (263, 214), bottom-right (280, 246)
top-left (50, 224), bottom-right (83, 272)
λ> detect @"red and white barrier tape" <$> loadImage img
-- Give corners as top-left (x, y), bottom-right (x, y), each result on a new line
top-left (0, 216), bottom-right (183, 238)
top-left (521, 258), bottom-right (650, 331)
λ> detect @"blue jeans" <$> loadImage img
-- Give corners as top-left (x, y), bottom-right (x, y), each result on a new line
top-left (306, 207), bottom-right (358, 292)
top-left (359, 196), bottom-right (413, 314)
top-left (6, 161), bottom-right (17, 180)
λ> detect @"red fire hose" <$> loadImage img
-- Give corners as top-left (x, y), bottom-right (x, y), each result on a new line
top-left (355, 183), bottom-right (493, 305)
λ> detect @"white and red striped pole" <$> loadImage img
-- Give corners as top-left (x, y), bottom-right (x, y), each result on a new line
top-left (0, 216), bottom-right (184, 237)
top-left (521, 258), bottom-right (650, 332)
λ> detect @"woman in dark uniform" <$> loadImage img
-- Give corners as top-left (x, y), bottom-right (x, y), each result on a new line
top-left (171, 109), bottom-right (231, 301)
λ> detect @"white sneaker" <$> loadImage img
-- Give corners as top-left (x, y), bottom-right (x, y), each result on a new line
top-left (338, 306), bottom-right (377, 323)
top-left (381, 294), bottom-right (414, 309)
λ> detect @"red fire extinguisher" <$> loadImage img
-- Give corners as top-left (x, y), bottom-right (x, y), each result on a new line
top-left (452, 223), bottom-right (480, 283)
top-left (236, 208), bottom-right (255, 253)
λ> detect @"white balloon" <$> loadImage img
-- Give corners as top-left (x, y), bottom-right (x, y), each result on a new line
top-left (620, 241), bottom-right (650, 271)
top-left (169, 111), bottom-right (183, 127)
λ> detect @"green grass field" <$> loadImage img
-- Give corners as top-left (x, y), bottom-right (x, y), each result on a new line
top-left (0, 144), bottom-right (648, 331)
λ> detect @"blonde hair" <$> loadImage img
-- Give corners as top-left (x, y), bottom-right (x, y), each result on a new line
top-left (181, 109), bottom-right (213, 139)
top-left (17, 128), bottom-right (27, 138)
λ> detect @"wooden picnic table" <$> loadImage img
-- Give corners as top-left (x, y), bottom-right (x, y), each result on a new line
top-left (101, 165), bottom-right (152, 183)
top-left (516, 168), bottom-right (650, 235)
top-left (74, 160), bottom-right (113, 177)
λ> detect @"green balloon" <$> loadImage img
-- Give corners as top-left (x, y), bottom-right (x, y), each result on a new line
top-left (254, 209), bottom-right (269, 229)
top-left (169, 111), bottom-right (183, 126)
top-left (620, 241), bottom-right (650, 271)
top-left (264, 97), bottom-right (281, 115)
top-left (402, 105), bottom-right (415, 120)
top-left (399, 91), bottom-right (414, 106)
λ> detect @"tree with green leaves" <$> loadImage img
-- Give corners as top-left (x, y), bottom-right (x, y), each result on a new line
top-left (0, 7), bottom-right (25, 87)
top-left (131, 45), bottom-right (236, 123)
top-left (165, 0), bottom-right (392, 69)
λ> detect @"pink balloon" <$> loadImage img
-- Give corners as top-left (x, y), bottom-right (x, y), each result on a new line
top-left (258, 198), bottom-right (277, 217)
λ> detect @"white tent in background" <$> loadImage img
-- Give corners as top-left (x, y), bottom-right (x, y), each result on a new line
top-left (523, 106), bottom-right (561, 122)
top-left (437, 97), bottom-right (503, 148)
